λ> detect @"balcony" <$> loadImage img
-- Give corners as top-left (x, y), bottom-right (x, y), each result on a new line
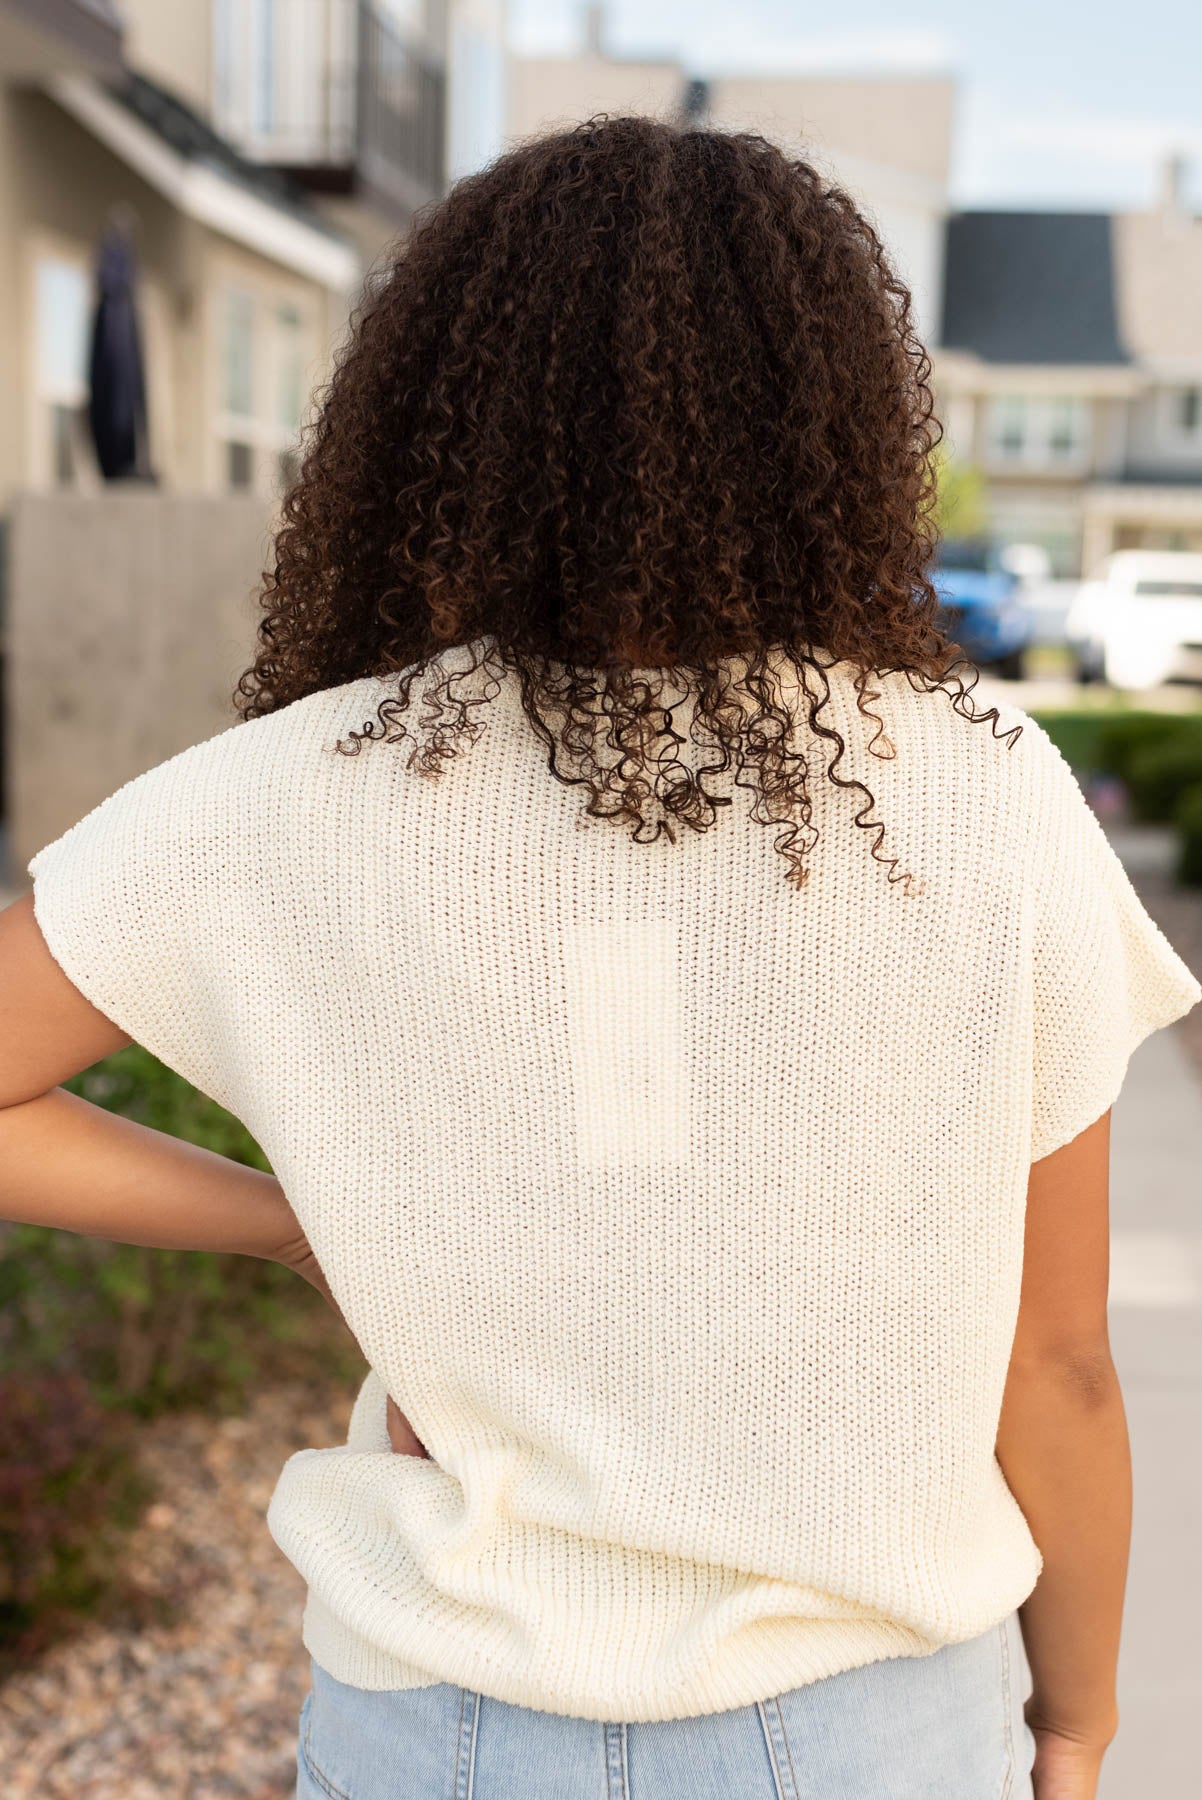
top-left (213, 0), bottom-right (445, 222)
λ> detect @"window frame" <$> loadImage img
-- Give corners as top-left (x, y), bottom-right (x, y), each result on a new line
top-left (1160, 383), bottom-right (1202, 446)
top-left (210, 269), bottom-right (318, 497)
top-left (984, 393), bottom-right (1091, 472)
top-left (26, 235), bottom-right (96, 492)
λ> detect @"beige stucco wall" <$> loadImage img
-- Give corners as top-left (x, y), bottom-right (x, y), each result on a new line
top-left (0, 86), bottom-right (25, 502)
top-left (117, 0), bottom-right (214, 122)
top-left (1126, 386), bottom-right (1202, 475)
top-left (506, 54), bottom-right (685, 139)
top-left (5, 491), bottom-right (278, 879)
top-left (1113, 207), bottom-right (1202, 371)
top-left (705, 76), bottom-right (953, 187)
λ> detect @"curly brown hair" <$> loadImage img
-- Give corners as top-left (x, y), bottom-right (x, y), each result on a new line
top-left (233, 112), bottom-right (1019, 890)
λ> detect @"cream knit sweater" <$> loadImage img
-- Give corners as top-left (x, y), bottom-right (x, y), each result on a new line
top-left (27, 640), bottom-right (1202, 1723)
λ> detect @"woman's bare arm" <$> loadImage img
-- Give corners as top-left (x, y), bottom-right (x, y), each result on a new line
top-left (1, 892), bottom-right (416, 1443)
top-left (996, 1108), bottom-right (1129, 1752)
top-left (0, 891), bottom-right (303, 1265)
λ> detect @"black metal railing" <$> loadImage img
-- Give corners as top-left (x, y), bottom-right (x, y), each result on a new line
top-left (356, 0), bottom-right (445, 208)
top-left (212, 0), bottom-right (445, 211)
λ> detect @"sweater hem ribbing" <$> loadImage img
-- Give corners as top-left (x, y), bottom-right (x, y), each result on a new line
top-left (296, 1562), bottom-right (1043, 1724)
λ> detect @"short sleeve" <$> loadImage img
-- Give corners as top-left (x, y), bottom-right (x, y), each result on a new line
top-left (1023, 721), bottom-right (1202, 1162)
top-left (26, 727), bottom-right (249, 1118)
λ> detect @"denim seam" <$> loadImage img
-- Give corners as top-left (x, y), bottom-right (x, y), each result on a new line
top-left (603, 1720), bottom-right (629, 1800)
top-left (455, 1688), bottom-right (481, 1800)
top-left (998, 1618), bottom-right (1016, 1800)
top-left (755, 1696), bottom-right (798, 1800)
top-left (299, 1708), bottom-right (352, 1800)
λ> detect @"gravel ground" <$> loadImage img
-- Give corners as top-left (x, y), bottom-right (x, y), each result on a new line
top-left (0, 1377), bottom-right (357, 1800)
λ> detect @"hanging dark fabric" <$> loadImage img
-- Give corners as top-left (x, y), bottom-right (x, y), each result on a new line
top-left (87, 224), bottom-right (154, 482)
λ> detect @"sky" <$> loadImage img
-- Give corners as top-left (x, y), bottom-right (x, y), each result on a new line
top-left (508, 0), bottom-right (1202, 212)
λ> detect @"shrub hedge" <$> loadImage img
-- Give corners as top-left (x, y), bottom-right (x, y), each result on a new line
top-left (0, 1369), bottom-right (152, 1668)
top-left (1093, 713), bottom-right (1199, 785)
top-left (1125, 726), bottom-right (1202, 824)
top-left (0, 1046), bottom-right (366, 1659)
top-left (1176, 783), bottom-right (1202, 889)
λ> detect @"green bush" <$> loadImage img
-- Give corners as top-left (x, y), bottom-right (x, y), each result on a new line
top-left (0, 1222), bottom-right (358, 1417)
top-left (1028, 707), bottom-right (1202, 782)
top-left (1093, 713), bottom-right (1200, 784)
top-left (1126, 728), bottom-right (1202, 824)
top-left (1176, 783), bottom-right (1202, 889)
top-left (0, 1047), bottom-right (367, 1665)
top-left (0, 1370), bottom-right (152, 1667)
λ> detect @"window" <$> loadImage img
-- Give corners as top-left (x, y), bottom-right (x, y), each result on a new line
top-left (214, 282), bottom-right (313, 493)
top-left (1134, 579), bottom-right (1202, 599)
top-left (991, 396), bottom-right (1027, 460)
top-left (34, 254), bottom-right (92, 488)
top-left (274, 304), bottom-right (304, 433)
top-left (253, 0), bottom-right (275, 134)
top-left (985, 501), bottom-right (1082, 578)
top-left (1047, 398), bottom-right (1083, 460)
top-left (1173, 387), bottom-right (1202, 438)
top-left (227, 441), bottom-right (254, 488)
top-left (986, 395), bottom-right (1089, 468)
top-left (222, 289), bottom-right (255, 417)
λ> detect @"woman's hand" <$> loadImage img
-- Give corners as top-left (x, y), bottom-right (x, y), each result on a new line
top-left (385, 1393), bottom-right (432, 1459)
top-left (275, 1227), bottom-right (348, 1329)
top-left (1028, 1714), bottom-right (1114, 1800)
top-left (275, 1224), bottom-right (431, 1461)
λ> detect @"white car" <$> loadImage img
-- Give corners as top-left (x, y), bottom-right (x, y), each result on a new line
top-left (1065, 550), bottom-right (1202, 689)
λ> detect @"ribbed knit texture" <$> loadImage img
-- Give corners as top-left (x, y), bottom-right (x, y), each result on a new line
top-left (27, 639), bottom-right (1202, 1723)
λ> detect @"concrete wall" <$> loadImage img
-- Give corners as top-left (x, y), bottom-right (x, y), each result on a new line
top-left (5, 491), bottom-right (276, 881)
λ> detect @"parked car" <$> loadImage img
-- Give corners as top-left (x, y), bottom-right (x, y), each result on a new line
top-left (931, 539), bottom-right (1033, 679)
top-left (1066, 550), bottom-right (1202, 688)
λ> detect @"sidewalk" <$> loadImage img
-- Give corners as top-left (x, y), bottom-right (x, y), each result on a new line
top-left (1097, 1017), bottom-right (1202, 1798)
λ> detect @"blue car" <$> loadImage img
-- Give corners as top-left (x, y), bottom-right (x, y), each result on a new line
top-left (931, 539), bottom-right (1033, 680)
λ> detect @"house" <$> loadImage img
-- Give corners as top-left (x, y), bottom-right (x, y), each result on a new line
top-left (0, 0), bottom-right (357, 503)
top-left (0, 0), bottom-right (506, 887)
top-left (0, 0), bottom-right (507, 503)
top-left (934, 159), bottom-right (1202, 577)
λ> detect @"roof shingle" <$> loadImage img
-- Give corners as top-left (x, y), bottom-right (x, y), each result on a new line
top-left (939, 211), bottom-right (1130, 365)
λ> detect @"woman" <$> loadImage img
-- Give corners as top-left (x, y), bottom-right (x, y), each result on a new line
top-left (3, 115), bottom-right (1198, 1800)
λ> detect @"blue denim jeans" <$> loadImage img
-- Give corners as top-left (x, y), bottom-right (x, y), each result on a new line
top-left (295, 1607), bottom-right (1037, 1799)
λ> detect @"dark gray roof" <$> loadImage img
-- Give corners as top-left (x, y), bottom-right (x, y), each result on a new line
top-left (104, 71), bottom-right (347, 241)
top-left (939, 211), bottom-right (1131, 364)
